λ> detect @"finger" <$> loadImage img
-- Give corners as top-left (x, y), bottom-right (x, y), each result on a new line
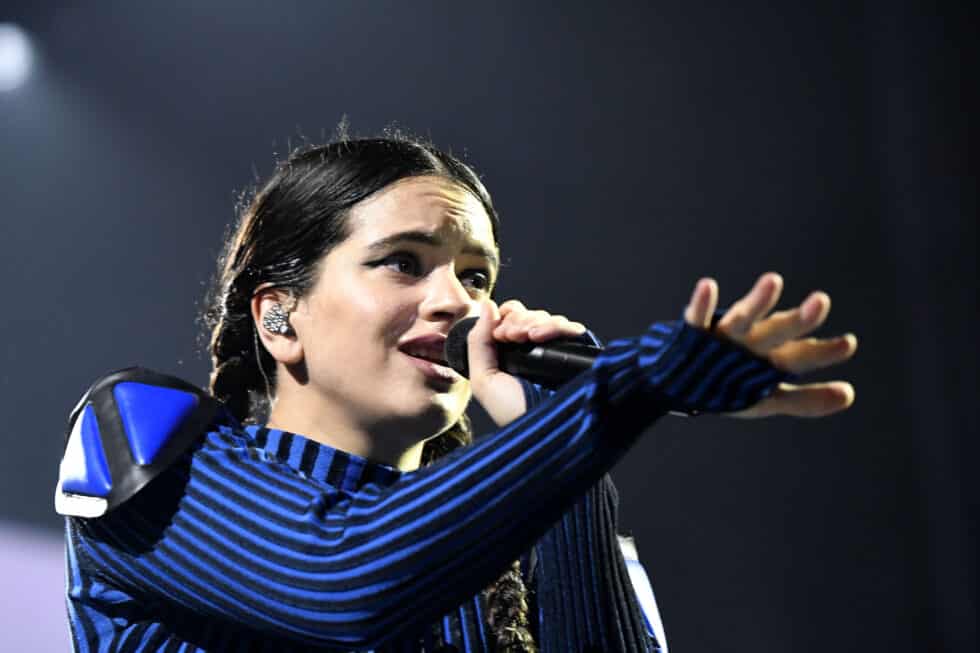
top-left (497, 300), bottom-right (527, 317)
top-left (684, 278), bottom-right (718, 329)
top-left (767, 333), bottom-right (858, 374)
top-left (716, 272), bottom-right (783, 337)
top-left (528, 316), bottom-right (587, 341)
top-left (467, 298), bottom-right (503, 377)
top-left (500, 312), bottom-right (584, 342)
top-left (746, 291), bottom-right (831, 350)
top-left (729, 381), bottom-right (855, 418)
top-left (494, 309), bottom-right (553, 341)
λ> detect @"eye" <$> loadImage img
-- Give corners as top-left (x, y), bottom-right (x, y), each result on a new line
top-left (461, 269), bottom-right (492, 292)
top-left (378, 252), bottom-right (422, 276)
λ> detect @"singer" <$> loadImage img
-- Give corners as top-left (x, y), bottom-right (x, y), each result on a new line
top-left (59, 135), bottom-right (857, 652)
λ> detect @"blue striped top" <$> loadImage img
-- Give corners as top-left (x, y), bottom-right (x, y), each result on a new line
top-left (64, 318), bottom-right (791, 652)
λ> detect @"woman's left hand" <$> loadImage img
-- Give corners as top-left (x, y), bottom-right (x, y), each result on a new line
top-left (467, 299), bottom-right (588, 427)
top-left (684, 272), bottom-right (858, 418)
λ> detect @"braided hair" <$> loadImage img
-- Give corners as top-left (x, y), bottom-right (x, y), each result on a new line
top-left (203, 134), bottom-right (536, 651)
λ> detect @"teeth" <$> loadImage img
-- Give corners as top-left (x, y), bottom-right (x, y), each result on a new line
top-left (404, 347), bottom-right (446, 364)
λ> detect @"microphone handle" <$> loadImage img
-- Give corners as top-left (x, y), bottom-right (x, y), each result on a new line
top-left (498, 342), bottom-right (600, 390)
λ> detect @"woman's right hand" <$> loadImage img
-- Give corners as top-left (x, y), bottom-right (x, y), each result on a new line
top-left (466, 298), bottom-right (588, 427)
top-left (684, 272), bottom-right (858, 418)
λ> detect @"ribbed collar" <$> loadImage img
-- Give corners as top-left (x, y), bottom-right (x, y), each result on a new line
top-left (243, 425), bottom-right (403, 492)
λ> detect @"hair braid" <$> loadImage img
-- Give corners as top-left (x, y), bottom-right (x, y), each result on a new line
top-left (206, 293), bottom-right (269, 424)
top-left (204, 183), bottom-right (291, 424)
top-left (485, 560), bottom-right (537, 652)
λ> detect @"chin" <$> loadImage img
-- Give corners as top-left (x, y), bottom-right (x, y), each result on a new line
top-left (380, 376), bottom-right (469, 435)
top-left (401, 387), bottom-right (466, 433)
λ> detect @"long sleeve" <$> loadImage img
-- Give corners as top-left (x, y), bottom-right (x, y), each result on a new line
top-left (69, 317), bottom-right (791, 650)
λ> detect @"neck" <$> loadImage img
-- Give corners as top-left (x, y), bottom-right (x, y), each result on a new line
top-left (265, 389), bottom-right (431, 472)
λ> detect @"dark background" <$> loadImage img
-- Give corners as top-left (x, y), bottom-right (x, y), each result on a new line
top-left (1, 2), bottom-right (975, 651)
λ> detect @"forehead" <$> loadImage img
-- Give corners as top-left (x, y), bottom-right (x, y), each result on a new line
top-left (346, 176), bottom-right (496, 251)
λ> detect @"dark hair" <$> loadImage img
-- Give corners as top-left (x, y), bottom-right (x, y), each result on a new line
top-left (203, 134), bottom-right (536, 651)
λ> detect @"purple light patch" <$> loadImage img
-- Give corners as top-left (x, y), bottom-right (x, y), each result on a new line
top-left (0, 521), bottom-right (69, 651)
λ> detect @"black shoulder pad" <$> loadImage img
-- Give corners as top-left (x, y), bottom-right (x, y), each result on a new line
top-left (55, 367), bottom-right (222, 518)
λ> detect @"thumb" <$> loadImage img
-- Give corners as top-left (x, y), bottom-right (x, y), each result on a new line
top-left (466, 298), bottom-right (501, 381)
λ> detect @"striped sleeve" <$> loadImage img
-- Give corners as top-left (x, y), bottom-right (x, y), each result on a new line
top-left (71, 318), bottom-right (792, 649)
top-left (522, 313), bottom-right (793, 416)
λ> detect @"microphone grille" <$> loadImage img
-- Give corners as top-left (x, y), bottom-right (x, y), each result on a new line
top-left (444, 317), bottom-right (479, 378)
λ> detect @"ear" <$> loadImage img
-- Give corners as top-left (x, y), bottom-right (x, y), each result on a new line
top-left (251, 288), bottom-right (304, 366)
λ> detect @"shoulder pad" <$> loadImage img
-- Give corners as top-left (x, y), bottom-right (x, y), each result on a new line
top-left (55, 367), bottom-right (222, 518)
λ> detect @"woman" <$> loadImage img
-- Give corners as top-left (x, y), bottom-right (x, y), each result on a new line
top-left (59, 136), bottom-right (857, 652)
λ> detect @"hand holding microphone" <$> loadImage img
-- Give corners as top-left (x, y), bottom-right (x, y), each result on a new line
top-left (446, 309), bottom-right (599, 389)
top-left (454, 299), bottom-right (592, 427)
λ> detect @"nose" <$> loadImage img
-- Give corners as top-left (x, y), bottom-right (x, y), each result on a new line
top-left (418, 264), bottom-right (475, 324)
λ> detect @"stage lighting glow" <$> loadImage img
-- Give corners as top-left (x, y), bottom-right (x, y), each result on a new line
top-left (0, 23), bottom-right (34, 92)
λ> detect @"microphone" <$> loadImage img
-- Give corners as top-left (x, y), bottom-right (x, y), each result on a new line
top-left (444, 317), bottom-right (603, 390)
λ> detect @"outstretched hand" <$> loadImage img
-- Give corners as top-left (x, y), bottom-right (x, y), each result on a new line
top-left (684, 272), bottom-right (857, 418)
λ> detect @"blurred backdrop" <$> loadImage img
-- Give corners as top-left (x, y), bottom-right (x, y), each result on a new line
top-left (1, 2), bottom-right (975, 651)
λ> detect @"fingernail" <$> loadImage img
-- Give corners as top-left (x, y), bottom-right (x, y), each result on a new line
top-left (803, 297), bottom-right (819, 321)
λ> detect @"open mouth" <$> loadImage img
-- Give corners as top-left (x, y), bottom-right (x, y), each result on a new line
top-left (397, 340), bottom-right (450, 367)
top-left (399, 350), bottom-right (459, 382)
top-left (396, 335), bottom-right (462, 384)
top-left (403, 351), bottom-right (448, 365)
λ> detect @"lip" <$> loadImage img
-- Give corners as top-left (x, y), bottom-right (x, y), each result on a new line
top-left (397, 332), bottom-right (448, 355)
top-left (397, 332), bottom-right (462, 385)
top-left (400, 351), bottom-right (461, 385)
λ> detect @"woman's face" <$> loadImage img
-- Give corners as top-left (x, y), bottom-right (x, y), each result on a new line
top-left (287, 175), bottom-right (499, 443)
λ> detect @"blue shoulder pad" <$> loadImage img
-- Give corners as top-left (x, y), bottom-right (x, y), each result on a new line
top-left (55, 367), bottom-right (222, 518)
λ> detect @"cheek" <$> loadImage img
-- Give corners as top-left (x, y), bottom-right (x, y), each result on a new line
top-left (380, 303), bottom-right (419, 348)
top-left (313, 289), bottom-right (416, 359)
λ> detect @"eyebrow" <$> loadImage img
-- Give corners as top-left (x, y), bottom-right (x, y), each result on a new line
top-left (365, 230), bottom-right (500, 271)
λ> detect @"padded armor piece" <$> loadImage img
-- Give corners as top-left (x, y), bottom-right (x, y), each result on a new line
top-left (60, 404), bottom-right (113, 498)
top-left (113, 382), bottom-right (200, 466)
top-left (56, 368), bottom-right (223, 518)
